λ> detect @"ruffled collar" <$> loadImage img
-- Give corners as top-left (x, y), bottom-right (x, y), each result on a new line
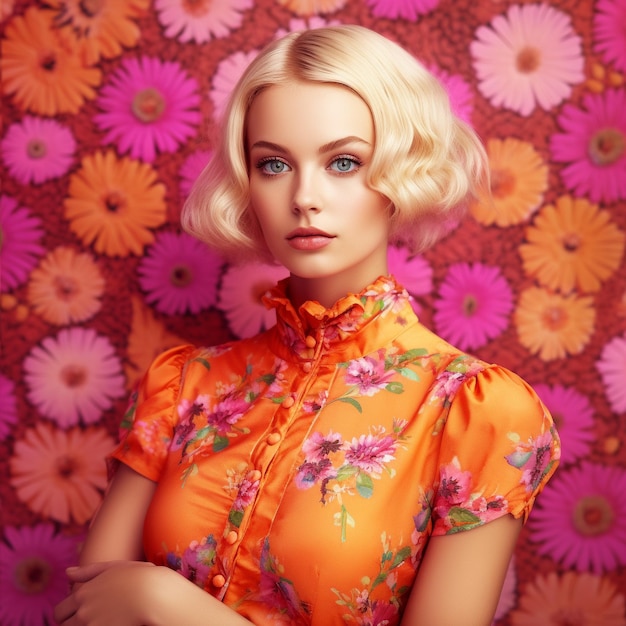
top-left (262, 275), bottom-right (417, 363)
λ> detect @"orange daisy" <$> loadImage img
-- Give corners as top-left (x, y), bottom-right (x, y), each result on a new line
top-left (27, 246), bottom-right (105, 325)
top-left (124, 296), bottom-right (186, 389)
top-left (46, 0), bottom-right (150, 65)
top-left (0, 7), bottom-right (101, 116)
top-left (64, 150), bottom-right (167, 257)
top-left (515, 286), bottom-right (596, 361)
top-left (470, 137), bottom-right (548, 227)
top-left (276, 0), bottom-right (346, 16)
top-left (510, 571), bottom-right (626, 626)
top-left (520, 196), bottom-right (625, 294)
top-left (9, 422), bottom-right (115, 524)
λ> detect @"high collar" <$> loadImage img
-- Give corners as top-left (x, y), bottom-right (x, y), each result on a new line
top-left (262, 275), bottom-right (418, 364)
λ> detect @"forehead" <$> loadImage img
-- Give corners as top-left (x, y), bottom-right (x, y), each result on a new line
top-left (246, 82), bottom-right (374, 148)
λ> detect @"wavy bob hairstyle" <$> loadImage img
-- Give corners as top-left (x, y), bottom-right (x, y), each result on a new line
top-left (182, 24), bottom-right (489, 261)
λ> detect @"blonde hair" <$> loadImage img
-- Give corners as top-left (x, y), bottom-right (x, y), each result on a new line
top-left (182, 24), bottom-right (489, 261)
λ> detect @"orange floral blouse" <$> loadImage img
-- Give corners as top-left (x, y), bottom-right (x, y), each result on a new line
top-left (111, 275), bottom-right (560, 625)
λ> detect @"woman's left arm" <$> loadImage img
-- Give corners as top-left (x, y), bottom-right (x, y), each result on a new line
top-left (401, 514), bottom-right (522, 626)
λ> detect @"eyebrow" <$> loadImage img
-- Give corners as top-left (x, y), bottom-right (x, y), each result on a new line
top-left (250, 136), bottom-right (371, 154)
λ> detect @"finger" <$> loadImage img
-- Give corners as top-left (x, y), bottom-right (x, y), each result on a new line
top-left (53, 595), bottom-right (76, 624)
top-left (64, 561), bottom-right (121, 583)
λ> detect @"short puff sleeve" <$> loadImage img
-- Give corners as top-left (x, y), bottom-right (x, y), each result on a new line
top-left (431, 365), bottom-right (560, 536)
top-left (109, 344), bottom-right (196, 482)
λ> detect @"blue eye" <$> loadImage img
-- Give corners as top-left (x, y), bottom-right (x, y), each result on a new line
top-left (330, 157), bottom-right (360, 173)
top-left (258, 159), bottom-right (289, 175)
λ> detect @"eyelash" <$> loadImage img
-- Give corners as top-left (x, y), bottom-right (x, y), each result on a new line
top-left (255, 155), bottom-right (363, 177)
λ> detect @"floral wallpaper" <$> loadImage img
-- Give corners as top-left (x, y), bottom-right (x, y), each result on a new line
top-left (1, 0), bottom-right (625, 623)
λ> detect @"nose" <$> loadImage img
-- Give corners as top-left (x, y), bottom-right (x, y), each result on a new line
top-left (292, 169), bottom-right (321, 214)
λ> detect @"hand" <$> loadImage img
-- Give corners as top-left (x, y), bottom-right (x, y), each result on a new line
top-left (54, 560), bottom-right (162, 626)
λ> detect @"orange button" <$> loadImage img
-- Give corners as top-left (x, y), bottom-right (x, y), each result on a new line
top-left (305, 335), bottom-right (316, 348)
top-left (248, 469), bottom-right (262, 482)
top-left (281, 396), bottom-right (295, 408)
top-left (302, 362), bottom-right (312, 373)
top-left (212, 574), bottom-right (226, 588)
top-left (225, 530), bottom-right (238, 545)
top-left (266, 432), bottom-right (281, 445)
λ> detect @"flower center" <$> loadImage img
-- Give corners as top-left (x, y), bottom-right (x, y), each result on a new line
top-left (462, 294), bottom-right (478, 316)
top-left (104, 191), bottom-right (126, 212)
top-left (573, 495), bottom-right (614, 536)
top-left (40, 52), bottom-right (57, 72)
top-left (542, 305), bottom-right (567, 331)
top-left (516, 46), bottom-right (541, 73)
top-left (27, 139), bottom-right (47, 159)
top-left (132, 88), bottom-right (166, 123)
top-left (562, 232), bottom-right (581, 252)
top-left (490, 168), bottom-right (515, 198)
top-left (14, 557), bottom-right (52, 594)
top-left (183, 0), bottom-right (212, 16)
top-left (79, 0), bottom-right (104, 17)
top-left (588, 128), bottom-right (625, 166)
top-left (54, 276), bottom-right (79, 300)
top-left (56, 454), bottom-right (78, 479)
top-left (61, 364), bottom-right (87, 388)
top-left (170, 265), bottom-right (192, 287)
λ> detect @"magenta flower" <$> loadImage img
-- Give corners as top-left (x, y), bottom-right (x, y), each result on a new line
top-left (506, 431), bottom-right (556, 493)
top-left (206, 396), bottom-right (249, 435)
top-left (533, 384), bottom-right (594, 465)
top-left (433, 262), bottom-right (513, 351)
top-left (593, 0), bottom-right (626, 73)
top-left (155, 0), bottom-right (252, 43)
top-left (0, 194), bottom-right (45, 291)
top-left (429, 66), bottom-right (474, 125)
top-left (387, 244), bottom-right (433, 314)
top-left (529, 461), bottom-right (626, 574)
top-left (210, 49), bottom-right (259, 122)
top-left (178, 535), bottom-right (217, 587)
top-left (366, 0), bottom-right (439, 19)
top-left (0, 524), bottom-right (78, 626)
top-left (302, 430), bottom-right (343, 463)
top-left (179, 149), bottom-right (212, 198)
top-left (550, 88), bottom-right (626, 204)
top-left (137, 230), bottom-right (223, 315)
top-left (233, 475), bottom-right (260, 510)
top-left (1, 116), bottom-right (76, 185)
top-left (596, 332), bottom-right (626, 414)
top-left (94, 56), bottom-right (201, 162)
top-left (217, 262), bottom-right (289, 339)
top-left (344, 353), bottom-right (396, 396)
top-left (0, 374), bottom-right (18, 440)
top-left (344, 433), bottom-right (397, 476)
top-left (23, 326), bottom-right (126, 427)
top-left (470, 4), bottom-right (584, 116)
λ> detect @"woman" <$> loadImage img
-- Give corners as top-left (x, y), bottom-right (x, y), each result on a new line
top-left (55, 25), bottom-right (560, 626)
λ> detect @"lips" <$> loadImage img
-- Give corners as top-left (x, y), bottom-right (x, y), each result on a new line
top-left (286, 227), bottom-right (335, 251)
top-left (286, 227), bottom-right (334, 240)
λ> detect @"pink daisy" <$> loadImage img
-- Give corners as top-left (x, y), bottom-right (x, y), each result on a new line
top-left (366, 0), bottom-right (439, 20)
top-left (0, 194), bottom-right (45, 291)
top-left (1, 115), bottom-right (76, 185)
top-left (550, 88), bottom-right (626, 204)
top-left (593, 0), bottom-right (626, 73)
top-left (596, 332), bottom-right (626, 414)
top-left (22, 326), bottom-right (126, 427)
top-left (137, 230), bottom-right (223, 315)
top-left (179, 149), bottom-right (212, 198)
top-left (429, 66), bottom-right (474, 125)
top-left (217, 262), bottom-right (289, 338)
top-left (155, 0), bottom-right (253, 43)
top-left (470, 4), bottom-right (584, 116)
top-left (532, 384), bottom-right (594, 465)
top-left (94, 56), bottom-right (201, 162)
top-left (433, 262), bottom-right (513, 351)
top-left (0, 373), bottom-right (18, 440)
top-left (0, 524), bottom-right (78, 626)
top-left (529, 461), bottom-right (626, 574)
top-left (387, 245), bottom-right (433, 298)
top-left (210, 49), bottom-right (259, 122)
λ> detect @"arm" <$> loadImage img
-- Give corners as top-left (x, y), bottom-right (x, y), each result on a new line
top-left (55, 464), bottom-right (253, 626)
top-left (401, 514), bottom-right (522, 626)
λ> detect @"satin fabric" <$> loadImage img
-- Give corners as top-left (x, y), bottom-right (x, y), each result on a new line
top-left (111, 275), bottom-right (560, 625)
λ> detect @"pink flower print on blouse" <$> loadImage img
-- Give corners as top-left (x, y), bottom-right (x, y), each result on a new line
top-left (224, 465), bottom-right (262, 528)
top-left (167, 534), bottom-right (218, 588)
top-left (344, 433), bottom-right (397, 476)
top-left (172, 394), bottom-right (211, 451)
top-left (343, 350), bottom-right (398, 396)
top-left (302, 390), bottom-right (328, 414)
top-left (506, 429), bottom-right (559, 492)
